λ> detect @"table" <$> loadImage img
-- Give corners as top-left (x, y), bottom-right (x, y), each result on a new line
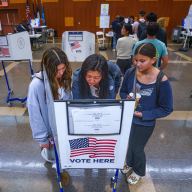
top-left (29, 34), bottom-right (42, 50)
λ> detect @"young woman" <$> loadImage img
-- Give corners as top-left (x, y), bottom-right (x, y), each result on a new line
top-left (27, 47), bottom-right (72, 162)
top-left (72, 54), bottom-right (121, 99)
top-left (120, 43), bottom-right (173, 184)
top-left (116, 23), bottom-right (137, 75)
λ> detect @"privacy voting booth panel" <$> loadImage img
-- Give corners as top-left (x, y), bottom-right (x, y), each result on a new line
top-left (0, 31), bottom-right (32, 61)
top-left (62, 31), bottom-right (95, 62)
top-left (44, 70), bottom-right (135, 169)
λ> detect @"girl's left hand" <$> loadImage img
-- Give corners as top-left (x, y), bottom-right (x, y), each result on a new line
top-left (134, 111), bottom-right (142, 118)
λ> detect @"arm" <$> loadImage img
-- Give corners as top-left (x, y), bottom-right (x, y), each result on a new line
top-left (72, 80), bottom-right (80, 99)
top-left (142, 80), bottom-right (173, 120)
top-left (160, 55), bottom-right (169, 70)
top-left (159, 43), bottom-right (168, 70)
top-left (27, 82), bottom-right (50, 146)
top-left (107, 61), bottom-right (122, 94)
top-left (120, 70), bottom-right (131, 99)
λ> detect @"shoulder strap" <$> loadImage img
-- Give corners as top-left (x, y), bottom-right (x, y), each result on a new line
top-left (125, 67), bottom-right (136, 98)
top-left (156, 70), bottom-right (165, 97)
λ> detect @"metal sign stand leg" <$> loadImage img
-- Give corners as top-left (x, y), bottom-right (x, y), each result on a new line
top-left (53, 143), bottom-right (65, 192)
top-left (111, 169), bottom-right (119, 192)
top-left (1, 60), bottom-right (34, 105)
top-left (28, 60), bottom-right (34, 76)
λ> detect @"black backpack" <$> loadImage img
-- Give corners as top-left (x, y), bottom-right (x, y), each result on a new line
top-left (137, 21), bottom-right (147, 40)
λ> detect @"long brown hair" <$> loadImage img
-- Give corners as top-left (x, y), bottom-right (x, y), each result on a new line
top-left (41, 47), bottom-right (72, 99)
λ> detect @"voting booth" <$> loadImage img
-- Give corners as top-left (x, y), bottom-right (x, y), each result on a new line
top-left (62, 31), bottom-right (95, 62)
top-left (0, 31), bottom-right (33, 104)
top-left (43, 69), bottom-right (135, 191)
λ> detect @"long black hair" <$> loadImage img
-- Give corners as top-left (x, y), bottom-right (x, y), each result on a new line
top-left (79, 54), bottom-right (109, 99)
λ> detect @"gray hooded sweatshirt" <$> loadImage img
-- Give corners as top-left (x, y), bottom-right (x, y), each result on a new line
top-left (27, 72), bottom-right (71, 145)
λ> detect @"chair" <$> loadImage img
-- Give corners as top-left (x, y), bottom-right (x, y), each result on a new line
top-left (157, 17), bottom-right (170, 30)
top-left (46, 28), bottom-right (55, 44)
top-left (96, 31), bottom-right (106, 50)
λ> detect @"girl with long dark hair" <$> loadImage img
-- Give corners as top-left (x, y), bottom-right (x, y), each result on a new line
top-left (72, 54), bottom-right (121, 99)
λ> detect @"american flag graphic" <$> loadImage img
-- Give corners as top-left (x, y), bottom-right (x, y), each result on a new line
top-left (69, 137), bottom-right (117, 158)
top-left (0, 47), bottom-right (10, 57)
top-left (70, 41), bottom-right (81, 51)
top-left (26, 0), bottom-right (31, 21)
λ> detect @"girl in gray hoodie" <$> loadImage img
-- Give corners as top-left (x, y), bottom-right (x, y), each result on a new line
top-left (27, 47), bottom-right (72, 162)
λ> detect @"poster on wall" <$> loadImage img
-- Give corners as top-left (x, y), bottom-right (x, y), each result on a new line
top-left (100, 15), bottom-right (110, 28)
top-left (0, 0), bottom-right (8, 7)
top-left (100, 4), bottom-right (109, 16)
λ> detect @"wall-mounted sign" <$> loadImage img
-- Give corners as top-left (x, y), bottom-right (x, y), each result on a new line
top-left (0, 0), bottom-right (8, 7)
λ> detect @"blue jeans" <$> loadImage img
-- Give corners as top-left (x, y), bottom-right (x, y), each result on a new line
top-left (112, 33), bottom-right (117, 49)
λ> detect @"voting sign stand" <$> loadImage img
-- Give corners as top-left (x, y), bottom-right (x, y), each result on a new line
top-left (0, 31), bottom-right (33, 105)
top-left (43, 70), bottom-right (135, 191)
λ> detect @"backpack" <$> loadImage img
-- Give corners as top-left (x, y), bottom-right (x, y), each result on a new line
top-left (137, 21), bottom-right (147, 40)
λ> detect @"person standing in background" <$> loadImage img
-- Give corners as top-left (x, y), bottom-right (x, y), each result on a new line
top-left (140, 12), bottom-right (167, 46)
top-left (133, 22), bottom-right (168, 69)
top-left (116, 23), bottom-right (137, 75)
top-left (137, 10), bottom-right (146, 40)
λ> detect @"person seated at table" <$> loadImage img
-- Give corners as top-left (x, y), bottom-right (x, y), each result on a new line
top-left (27, 47), bottom-right (72, 163)
top-left (72, 54), bottom-right (121, 99)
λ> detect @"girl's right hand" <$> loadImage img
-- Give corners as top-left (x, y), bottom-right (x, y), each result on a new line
top-left (40, 143), bottom-right (53, 149)
top-left (127, 92), bottom-right (134, 99)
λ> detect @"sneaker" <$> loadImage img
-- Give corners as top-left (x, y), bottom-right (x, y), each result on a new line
top-left (127, 171), bottom-right (141, 185)
top-left (52, 162), bottom-right (56, 169)
top-left (41, 147), bottom-right (55, 163)
top-left (112, 48), bottom-right (116, 52)
top-left (121, 165), bottom-right (132, 175)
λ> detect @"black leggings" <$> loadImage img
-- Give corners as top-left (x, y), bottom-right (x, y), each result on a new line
top-left (126, 123), bottom-right (155, 176)
top-left (116, 58), bottom-right (132, 75)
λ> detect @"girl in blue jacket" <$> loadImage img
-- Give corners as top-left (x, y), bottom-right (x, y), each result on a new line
top-left (72, 54), bottom-right (121, 99)
top-left (120, 43), bottom-right (173, 184)
top-left (27, 47), bottom-right (72, 163)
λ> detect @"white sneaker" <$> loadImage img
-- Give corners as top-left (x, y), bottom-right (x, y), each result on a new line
top-left (112, 49), bottom-right (116, 52)
top-left (127, 171), bottom-right (141, 185)
top-left (41, 148), bottom-right (55, 163)
top-left (121, 165), bottom-right (132, 174)
top-left (52, 162), bottom-right (56, 169)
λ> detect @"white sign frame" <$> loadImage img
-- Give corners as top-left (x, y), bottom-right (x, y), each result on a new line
top-left (54, 100), bottom-right (134, 169)
top-left (100, 4), bottom-right (109, 16)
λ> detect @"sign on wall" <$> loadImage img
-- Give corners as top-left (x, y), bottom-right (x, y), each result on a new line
top-left (0, 0), bottom-right (8, 7)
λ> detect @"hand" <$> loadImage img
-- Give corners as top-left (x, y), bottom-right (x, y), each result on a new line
top-left (40, 142), bottom-right (53, 149)
top-left (134, 111), bottom-right (142, 118)
top-left (127, 95), bottom-right (133, 99)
